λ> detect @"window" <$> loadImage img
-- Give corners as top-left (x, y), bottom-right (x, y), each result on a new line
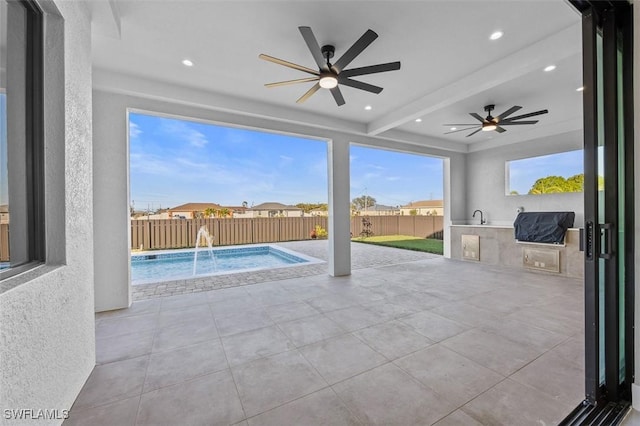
top-left (506, 149), bottom-right (584, 196)
top-left (0, 0), bottom-right (44, 278)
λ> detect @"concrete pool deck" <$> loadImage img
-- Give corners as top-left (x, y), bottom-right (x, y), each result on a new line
top-left (132, 240), bottom-right (439, 300)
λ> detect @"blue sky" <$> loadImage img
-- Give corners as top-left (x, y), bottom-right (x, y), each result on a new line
top-left (129, 112), bottom-right (444, 210)
top-left (508, 149), bottom-right (584, 194)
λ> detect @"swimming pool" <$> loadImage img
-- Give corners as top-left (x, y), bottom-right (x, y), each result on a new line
top-left (131, 244), bottom-right (321, 285)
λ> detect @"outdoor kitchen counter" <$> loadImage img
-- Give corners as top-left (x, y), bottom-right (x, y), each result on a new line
top-left (449, 225), bottom-right (583, 279)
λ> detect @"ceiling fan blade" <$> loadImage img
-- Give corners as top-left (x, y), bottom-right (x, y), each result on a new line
top-left (298, 26), bottom-right (329, 72)
top-left (330, 86), bottom-right (345, 106)
top-left (339, 77), bottom-right (383, 94)
top-left (259, 54), bottom-right (319, 76)
top-left (332, 29), bottom-right (378, 73)
top-left (495, 105), bottom-right (522, 121)
top-left (495, 126), bottom-right (507, 133)
top-left (444, 126), bottom-right (479, 135)
top-left (466, 128), bottom-right (483, 137)
top-left (340, 61), bottom-right (401, 78)
top-left (504, 109), bottom-right (549, 121)
top-left (265, 77), bottom-right (319, 88)
top-left (296, 82), bottom-right (321, 103)
top-left (469, 112), bottom-right (487, 123)
top-left (499, 120), bottom-right (539, 125)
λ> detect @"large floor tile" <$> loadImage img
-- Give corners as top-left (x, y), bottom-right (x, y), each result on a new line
top-left (332, 363), bottom-right (458, 426)
top-left (430, 301), bottom-right (503, 328)
top-left (95, 299), bottom-right (161, 321)
top-left (277, 314), bottom-right (345, 347)
top-left (215, 309), bottom-right (273, 337)
top-left (305, 293), bottom-right (358, 313)
top-left (441, 328), bottom-right (542, 376)
top-left (399, 310), bottom-right (469, 342)
top-left (395, 344), bottom-right (504, 407)
top-left (144, 339), bottom-right (228, 392)
top-left (480, 317), bottom-right (568, 352)
top-left (354, 320), bottom-right (433, 360)
top-left (210, 296), bottom-right (263, 319)
top-left (96, 313), bottom-right (158, 340)
top-left (300, 334), bottom-right (387, 384)
top-left (222, 325), bottom-right (295, 366)
top-left (432, 409), bottom-right (484, 426)
top-left (160, 292), bottom-right (210, 311)
top-left (64, 396), bottom-right (140, 426)
top-left (157, 303), bottom-right (214, 329)
top-left (231, 350), bottom-right (327, 417)
top-left (324, 305), bottom-right (385, 332)
top-left (461, 378), bottom-right (571, 426)
top-left (96, 330), bottom-right (154, 365)
top-left (510, 349), bottom-right (584, 406)
top-left (264, 300), bottom-right (319, 323)
top-left (152, 321), bottom-right (219, 352)
top-left (72, 356), bottom-right (148, 410)
top-left (361, 299), bottom-right (420, 321)
top-left (246, 388), bottom-right (361, 426)
top-left (137, 370), bottom-right (245, 426)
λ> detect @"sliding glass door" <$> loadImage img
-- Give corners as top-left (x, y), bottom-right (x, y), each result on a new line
top-left (564, 1), bottom-right (634, 423)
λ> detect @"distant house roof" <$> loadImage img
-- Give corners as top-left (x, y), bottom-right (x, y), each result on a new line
top-left (402, 200), bottom-right (443, 208)
top-left (251, 202), bottom-right (302, 211)
top-left (168, 203), bottom-right (222, 212)
top-left (361, 204), bottom-right (399, 212)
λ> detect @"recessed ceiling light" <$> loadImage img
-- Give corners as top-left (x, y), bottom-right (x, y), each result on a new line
top-left (450, 127), bottom-right (457, 131)
top-left (182, 59), bottom-right (194, 67)
top-left (576, 86), bottom-right (585, 92)
top-left (415, 118), bottom-right (422, 123)
top-left (489, 31), bottom-right (503, 41)
top-left (544, 65), bottom-right (556, 72)
top-left (364, 105), bottom-right (372, 110)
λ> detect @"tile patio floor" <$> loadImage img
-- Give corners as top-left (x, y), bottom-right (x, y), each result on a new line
top-left (66, 242), bottom-right (584, 425)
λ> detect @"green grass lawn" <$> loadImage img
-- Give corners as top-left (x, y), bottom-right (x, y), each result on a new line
top-left (352, 235), bottom-right (443, 255)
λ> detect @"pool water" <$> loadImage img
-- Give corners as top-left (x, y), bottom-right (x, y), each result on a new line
top-left (131, 244), bottom-right (315, 284)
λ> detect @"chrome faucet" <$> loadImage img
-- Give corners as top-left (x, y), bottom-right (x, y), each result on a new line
top-left (472, 210), bottom-right (486, 225)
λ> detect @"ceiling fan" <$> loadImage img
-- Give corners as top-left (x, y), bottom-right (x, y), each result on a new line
top-left (443, 105), bottom-right (549, 137)
top-left (259, 26), bottom-right (401, 106)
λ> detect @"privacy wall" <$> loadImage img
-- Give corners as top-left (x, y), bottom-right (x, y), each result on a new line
top-left (465, 130), bottom-right (584, 227)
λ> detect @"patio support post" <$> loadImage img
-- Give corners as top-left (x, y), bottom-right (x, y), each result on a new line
top-left (327, 137), bottom-right (351, 276)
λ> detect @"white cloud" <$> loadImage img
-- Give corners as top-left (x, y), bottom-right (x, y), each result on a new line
top-left (160, 120), bottom-right (209, 148)
top-left (386, 176), bottom-right (401, 181)
top-left (129, 122), bottom-right (142, 139)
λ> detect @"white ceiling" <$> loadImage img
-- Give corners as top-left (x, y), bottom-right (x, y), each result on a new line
top-left (90, 0), bottom-right (583, 153)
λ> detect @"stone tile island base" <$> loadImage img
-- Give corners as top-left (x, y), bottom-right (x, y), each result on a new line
top-left (450, 225), bottom-right (584, 280)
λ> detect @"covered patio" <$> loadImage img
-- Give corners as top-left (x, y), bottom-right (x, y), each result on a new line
top-left (67, 243), bottom-right (583, 425)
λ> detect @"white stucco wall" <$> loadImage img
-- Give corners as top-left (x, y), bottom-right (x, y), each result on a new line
top-left (0, 1), bottom-right (95, 425)
top-left (465, 130), bottom-right (584, 227)
top-left (93, 91), bottom-right (131, 312)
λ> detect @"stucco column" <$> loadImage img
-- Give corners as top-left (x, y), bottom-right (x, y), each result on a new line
top-left (327, 138), bottom-right (351, 276)
top-left (443, 153), bottom-right (467, 258)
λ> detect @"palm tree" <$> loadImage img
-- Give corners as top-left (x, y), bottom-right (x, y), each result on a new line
top-left (203, 207), bottom-right (216, 218)
top-left (219, 208), bottom-right (231, 218)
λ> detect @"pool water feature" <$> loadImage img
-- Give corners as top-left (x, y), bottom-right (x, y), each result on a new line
top-left (131, 244), bottom-right (320, 285)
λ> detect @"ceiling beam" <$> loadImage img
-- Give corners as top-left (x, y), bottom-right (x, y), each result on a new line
top-left (366, 23), bottom-right (582, 136)
top-left (90, 0), bottom-right (122, 39)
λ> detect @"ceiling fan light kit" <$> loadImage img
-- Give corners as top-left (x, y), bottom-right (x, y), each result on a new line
top-left (260, 26), bottom-right (401, 106)
top-left (443, 104), bottom-right (549, 137)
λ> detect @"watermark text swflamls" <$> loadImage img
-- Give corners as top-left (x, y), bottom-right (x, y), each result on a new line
top-left (4, 409), bottom-right (69, 420)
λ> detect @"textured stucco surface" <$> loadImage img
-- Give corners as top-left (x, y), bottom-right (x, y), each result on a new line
top-left (0, 1), bottom-right (95, 425)
top-left (466, 130), bottom-right (584, 227)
